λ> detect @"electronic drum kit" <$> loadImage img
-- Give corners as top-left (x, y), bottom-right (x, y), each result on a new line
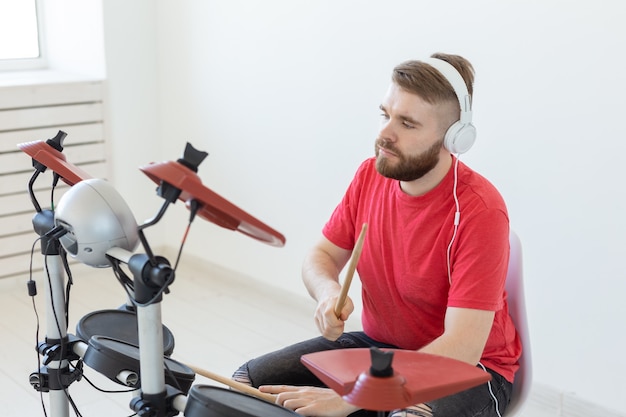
top-left (19, 133), bottom-right (491, 417)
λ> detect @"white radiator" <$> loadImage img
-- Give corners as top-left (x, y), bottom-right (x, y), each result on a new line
top-left (0, 80), bottom-right (109, 279)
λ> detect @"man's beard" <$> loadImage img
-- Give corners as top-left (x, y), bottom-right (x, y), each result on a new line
top-left (375, 138), bottom-right (443, 181)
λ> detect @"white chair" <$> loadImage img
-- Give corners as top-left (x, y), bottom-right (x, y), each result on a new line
top-left (504, 231), bottom-right (532, 416)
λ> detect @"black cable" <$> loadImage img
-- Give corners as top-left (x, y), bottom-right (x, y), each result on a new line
top-left (61, 248), bottom-right (73, 328)
top-left (43, 247), bottom-right (68, 401)
top-left (29, 237), bottom-right (48, 417)
top-left (28, 170), bottom-right (42, 213)
top-left (64, 388), bottom-right (83, 417)
top-left (77, 367), bottom-right (135, 394)
top-left (132, 270), bottom-right (176, 308)
top-left (108, 252), bottom-right (176, 308)
top-left (42, 239), bottom-right (86, 417)
top-left (108, 257), bottom-right (138, 305)
top-left (173, 224), bottom-right (190, 271)
top-left (50, 173), bottom-right (60, 210)
top-left (173, 199), bottom-right (200, 271)
top-left (118, 259), bottom-right (134, 289)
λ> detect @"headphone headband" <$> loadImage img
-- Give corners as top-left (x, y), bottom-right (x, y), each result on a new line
top-left (423, 57), bottom-right (476, 154)
top-left (423, 58), bottom-right (472, 124)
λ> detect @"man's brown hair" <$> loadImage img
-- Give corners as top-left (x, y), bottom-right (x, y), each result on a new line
top-left (392, 52), bottom-right (475, 107)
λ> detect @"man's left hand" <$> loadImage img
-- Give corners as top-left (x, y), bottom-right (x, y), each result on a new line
top-left (259, 385), bottom-right (360, 417)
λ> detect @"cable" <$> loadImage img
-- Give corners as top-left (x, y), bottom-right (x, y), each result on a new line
top-left (446, 156), bottom-right (461, 285)
top-left (39, 239), bottom-right (84, 417)
top-left (30, 238), bottom-right (83, 416)
top-left (109, 200), bottom-right (198, 306)
top-left (28, 237), bottom-right (48, 417)
top-left (51, 173), bottom-right (60, 209)
top-left (109, 257), bottom-right (137, 303)
top-left (78, 367), bottom-right (135, 394)
top-left (28, 170), bottom-right (42, 213)
top-left (62, 248), bottom-right (73, 328)
top-left (108, 254), bottom-right (176, 308)
top-left (173, 199), bottom-right (200, 271)
top-left (63, 388), bottom-right (83, 417)
top-left (133, 270), bottom-right (176, 308)
top-left (43, 246), bottom-right (68, 401)
top-left (478, 362), bottom-right (503, 417)
top-left (174, 223), bottom-right (192, 271)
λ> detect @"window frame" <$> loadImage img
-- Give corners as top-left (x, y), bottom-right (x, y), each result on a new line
top-left (0, 0), bottom-right (47, 72)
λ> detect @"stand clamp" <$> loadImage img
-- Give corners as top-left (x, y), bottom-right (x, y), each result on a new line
top-left (29, 335), bottom-right (84, 392)
top-left (130, 385), bottom-right (184, 417)
top-left (128, 253), bottom-right (175, 304)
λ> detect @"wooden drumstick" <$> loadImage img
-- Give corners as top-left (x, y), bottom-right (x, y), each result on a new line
top-left (334, 223), bottom-right (368, 318)
top-left (188, 365), bottom-right (277, 403)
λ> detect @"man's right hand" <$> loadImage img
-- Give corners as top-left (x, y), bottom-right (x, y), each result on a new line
top-left (302, 235), bottom-right (355, 340)
top-left (314, 294), bottom-right (354, 341)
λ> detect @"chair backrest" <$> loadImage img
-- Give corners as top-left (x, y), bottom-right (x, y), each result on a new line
top-left (504, 231), bottom-right (532, 416)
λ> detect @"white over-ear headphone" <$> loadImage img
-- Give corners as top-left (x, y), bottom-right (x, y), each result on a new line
top-left (424, 58), bottom-right (476, 154)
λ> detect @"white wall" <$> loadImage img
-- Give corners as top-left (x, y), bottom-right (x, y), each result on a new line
top-left (42, 0), bottom-right (106, 78)
top-left (100, 0), bottom-right (163, 223)
top-left (100, 0), bottom-right (626, 413)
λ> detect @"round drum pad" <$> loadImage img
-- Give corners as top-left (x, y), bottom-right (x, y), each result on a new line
top-left (184, 385), bottom-right (300, 417)
top-left (83, 336), bottom-right (194, 393)
top-left (76, 309), bottom-right (176, 356)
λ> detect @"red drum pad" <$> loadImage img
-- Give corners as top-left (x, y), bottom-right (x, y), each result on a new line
top-left (139, 159), bottom-right (285, 247)
top-left (301, 348), bottom-right (491, 411)
top-left (17, 140), bottom-right (92, 186)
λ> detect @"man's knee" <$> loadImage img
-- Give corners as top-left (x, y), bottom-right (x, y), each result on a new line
top-left (232, 363), bottom-right (252, 386)
top-left (389, 404), bottom-right (433, 417)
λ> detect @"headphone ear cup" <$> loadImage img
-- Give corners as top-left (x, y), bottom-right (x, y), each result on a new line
top-left (443, 122), bottom-right (477, 154)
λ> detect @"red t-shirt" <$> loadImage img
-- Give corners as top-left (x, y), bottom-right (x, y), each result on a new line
top-left (322, 157), bottom-right (521, 382)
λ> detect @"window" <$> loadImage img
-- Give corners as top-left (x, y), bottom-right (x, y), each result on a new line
top-left (0, 0), bottom-right (45, 71)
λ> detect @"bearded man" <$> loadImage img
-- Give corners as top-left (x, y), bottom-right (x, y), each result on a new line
top-left (233, 53), bottom-right (521, 417)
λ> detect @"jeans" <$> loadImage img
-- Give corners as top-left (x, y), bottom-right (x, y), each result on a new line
top-left (233, 331), bottom-right (512, 417)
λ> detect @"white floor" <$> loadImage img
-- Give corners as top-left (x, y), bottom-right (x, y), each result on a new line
top-left (0, 255), bottom-right (552, 417)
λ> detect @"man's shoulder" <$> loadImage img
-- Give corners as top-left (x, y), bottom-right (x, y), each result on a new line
top-left (357, 156), bottom-right (377, 172)
top-left (459, 163), bottom-right (507, 209)
top-left (353, 157), bottom-right (382, 182)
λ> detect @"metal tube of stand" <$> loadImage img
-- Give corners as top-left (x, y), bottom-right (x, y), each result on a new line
top-left (44, 255), bottom-right (70, 417)
top-left (72, 340), bottom-right (88, 358)
top-left (137, 302), bottom-right (166, 396)
top-left (172, 394), bottom-right (188, 414)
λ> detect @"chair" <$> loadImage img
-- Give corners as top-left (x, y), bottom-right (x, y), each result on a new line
top-left (504, 231), bottom-right (532, 416)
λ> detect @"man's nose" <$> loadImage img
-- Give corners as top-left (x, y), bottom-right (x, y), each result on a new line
top-left (378, 120), bottom-right (396, 142)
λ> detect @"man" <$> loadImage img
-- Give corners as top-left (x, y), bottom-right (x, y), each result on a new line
top-left (233, 52), bottom-right (521, 417)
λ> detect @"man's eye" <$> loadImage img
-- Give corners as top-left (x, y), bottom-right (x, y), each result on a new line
top-left (380, 113), bottom-right (389, 119)
top-left (402, 121), bottom-right (415, 129)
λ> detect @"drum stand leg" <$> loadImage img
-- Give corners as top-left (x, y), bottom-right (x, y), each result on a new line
top-left (29, 210), bottom-right (83, 417)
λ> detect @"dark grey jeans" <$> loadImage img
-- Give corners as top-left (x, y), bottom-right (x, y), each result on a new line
top-left (233, 331), bottom-right (512, 417)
